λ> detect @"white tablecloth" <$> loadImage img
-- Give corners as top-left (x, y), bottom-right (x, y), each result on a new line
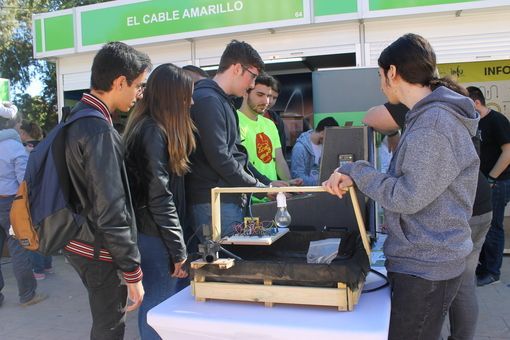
top-left (148, 271), bottom-right (390, 340)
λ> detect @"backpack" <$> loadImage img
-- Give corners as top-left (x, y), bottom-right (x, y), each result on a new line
top-left (10, 108), bottom-right (104, 255)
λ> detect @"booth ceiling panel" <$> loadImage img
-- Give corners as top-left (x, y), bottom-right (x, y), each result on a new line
top-left (195, 23), bottom-right (358, 67)
top-left (368, 31), bottom-right (510, 65)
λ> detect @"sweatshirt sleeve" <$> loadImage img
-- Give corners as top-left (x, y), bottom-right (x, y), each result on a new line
top-left (340, 128), bottom-right (461, 214)
top-left (13, 142), bottom-right (28, 185)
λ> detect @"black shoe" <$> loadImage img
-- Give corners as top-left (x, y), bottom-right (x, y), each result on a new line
top-left (477, 274), bottom-right (500, 287)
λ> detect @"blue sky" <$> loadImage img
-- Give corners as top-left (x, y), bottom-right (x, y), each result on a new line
top-left (26, 78), bottom-right (43, 96)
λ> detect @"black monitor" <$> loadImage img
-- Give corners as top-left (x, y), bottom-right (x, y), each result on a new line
top-left (319, 126), bottom-right (374, 183)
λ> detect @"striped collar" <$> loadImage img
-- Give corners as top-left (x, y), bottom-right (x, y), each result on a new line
top-left (80, 93), bottom-right (112, 125)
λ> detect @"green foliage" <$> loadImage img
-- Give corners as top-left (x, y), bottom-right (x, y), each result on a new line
top-left (15, 93), bottom-right (58, 133)
top-left (0, 0), bottom-right (109, 130)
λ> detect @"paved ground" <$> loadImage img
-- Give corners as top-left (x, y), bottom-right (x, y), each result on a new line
top-left (1, 251), bottom-right (509, 339)
top-left (0, 255), bottom-right (139, 340)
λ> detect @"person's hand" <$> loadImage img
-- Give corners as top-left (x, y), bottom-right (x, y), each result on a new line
top-left (126, 281), bottom-right (144, 312)
top-left (322, 170), bottom-right (353, 199)
top-left (288, 178), bottom-right (303, 186)
top-left (270, 180), bottom-right (288, 187)
top-left (267, 180), bottom-right (289, 200)
top-left (171, 259), bottom-right (188, 278)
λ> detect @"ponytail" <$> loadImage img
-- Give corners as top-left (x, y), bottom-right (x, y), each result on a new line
top-left (429, 76), bottom-right (468, 96)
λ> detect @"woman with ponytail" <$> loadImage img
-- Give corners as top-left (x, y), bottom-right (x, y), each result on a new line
top-left (124, 63), bottom-right (195, 340)
top-left (323, 33), bottom-right (479, 339)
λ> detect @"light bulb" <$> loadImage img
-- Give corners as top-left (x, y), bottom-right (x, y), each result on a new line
top-left (274, 192), bottom-right (291, 228)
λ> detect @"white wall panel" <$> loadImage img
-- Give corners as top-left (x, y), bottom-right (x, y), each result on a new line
top-left (364, 8), bottom-right (510, 66)
top-left (59, 41), bottom-right (193, 92)
top-left (194, 22), bottom-right (359, 66)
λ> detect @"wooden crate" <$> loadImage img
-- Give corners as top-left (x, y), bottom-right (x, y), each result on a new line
top-left (191, 186), bottom-right (371, 311)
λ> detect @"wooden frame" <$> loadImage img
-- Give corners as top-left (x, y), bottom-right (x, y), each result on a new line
top-left (191, 185), bottom-right (371, 311)
top-left (210, 186), bottom-right (370, 257)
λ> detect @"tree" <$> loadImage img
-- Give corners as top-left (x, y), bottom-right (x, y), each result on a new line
top-left (0, 0), bottom-right (108, 131)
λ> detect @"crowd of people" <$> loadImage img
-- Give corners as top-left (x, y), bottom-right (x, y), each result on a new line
top-left (0, 32), bottom-right (508, 340)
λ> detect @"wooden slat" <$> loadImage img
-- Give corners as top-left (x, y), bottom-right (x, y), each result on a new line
top-left (349, 187), bottom-right (371, 257)
top-left (191, 259), bottom-right (235, 270)
top-left (193, 281), bottom-right (352, 310)
top-left (211, 188), bottom-right (221, 241)
top-left (210, 186), bottom-right (370, 256)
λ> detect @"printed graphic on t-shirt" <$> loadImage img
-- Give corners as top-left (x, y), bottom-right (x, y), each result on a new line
top-left (256, 132), bottom-right (273, 163)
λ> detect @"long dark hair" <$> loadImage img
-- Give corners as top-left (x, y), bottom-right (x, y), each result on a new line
top-left (124, 63), bottom-right (196, 176)
top-left (378, 33), bottom-right (466, 94)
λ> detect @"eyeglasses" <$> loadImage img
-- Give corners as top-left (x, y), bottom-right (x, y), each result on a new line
top-left (241, 65), bottom-right (258, 80)
top-left (136, 83), bottom-right (146, 95)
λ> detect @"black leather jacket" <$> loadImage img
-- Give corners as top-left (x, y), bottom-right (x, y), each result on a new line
top-left (125, 116), bottom-right (187, 263)
top-left (64, 102), bottom-right (141, 273)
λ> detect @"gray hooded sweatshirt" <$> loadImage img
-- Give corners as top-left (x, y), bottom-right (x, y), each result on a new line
top-left (340, 86), bottom-right (479, 281)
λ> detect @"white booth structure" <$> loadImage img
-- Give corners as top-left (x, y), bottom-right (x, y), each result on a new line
top-left (32, 0), bottom-right (510, 120)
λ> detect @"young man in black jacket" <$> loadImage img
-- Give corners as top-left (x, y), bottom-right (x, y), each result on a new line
top-left (187, 40), bottom-right (274, 239)
top-left (63, 42), bottom-right (151, 339)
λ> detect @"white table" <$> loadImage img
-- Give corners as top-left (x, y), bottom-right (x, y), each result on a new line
top-left (148, 271), bottom-right (390, 340)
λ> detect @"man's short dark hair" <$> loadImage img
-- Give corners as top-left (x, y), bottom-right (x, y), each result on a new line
top-left (217, 40), bottom-right (264, 74)
top-left (467, 86), bottom-right (486, 106)
top-left (91, 41), bottom-right (152, 91)
top-left (246, 74), bottom-right (279, 95)
top-left (254, 74), bottom-right (272, 88)
top-left (182, 65), bottom-right (209, 79)
top-left (270, 76), bottom-right (281, 94)
top-left (316, 117), bottom-right (339, 132)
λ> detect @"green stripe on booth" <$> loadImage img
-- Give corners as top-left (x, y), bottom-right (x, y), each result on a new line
top-left (0, 79), bottom-right (10, 101)
top-left (44, 14), bottom-right (74, 51)
top-left (314, 112), bottom-right (366, 128)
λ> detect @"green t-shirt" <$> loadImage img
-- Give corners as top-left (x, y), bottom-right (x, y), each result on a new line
top-left (238, 110), bottom-right (281, 181)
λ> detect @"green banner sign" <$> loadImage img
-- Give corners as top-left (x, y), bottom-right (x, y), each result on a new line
top-left (369, 0), bottom-right (478, 11)
top-left (0, 79), bottom-right (10, 101)
top-left (80, 0), bottom-right (306, 47)
top-left (314, 112), bottom-right (365, 128)
top-left (314, 0), bottom-right (357, 16)
top-left (34, 13), bottom-right (74, 54)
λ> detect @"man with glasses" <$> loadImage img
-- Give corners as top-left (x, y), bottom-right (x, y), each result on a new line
top-left (188, 40), bottom-right (275, 239)
top-left (63, 41), bottom-right (151, 339)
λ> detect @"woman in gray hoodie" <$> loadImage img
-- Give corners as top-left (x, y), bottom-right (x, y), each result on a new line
top-left (323, 33), bottom-right (479, 340)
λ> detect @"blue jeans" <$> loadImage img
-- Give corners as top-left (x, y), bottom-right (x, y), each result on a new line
top-left (189, 202), bottom-right (243, 240)
top-left (0, 196), bottom-right (37, 303)
top-left (388, 272), bottom-right (462, 340)
top-left (478, 179), bottom-right (510, 278)
top-left (31, 252), bottom-right (52, 273)
top-left (138, 232), bottom-right (179, 340)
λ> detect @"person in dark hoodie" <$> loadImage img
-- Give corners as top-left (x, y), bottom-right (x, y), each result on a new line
top-left (187, 40), bottom-right (283, 238)
top-left (323, 33), bottom-right (480, 340)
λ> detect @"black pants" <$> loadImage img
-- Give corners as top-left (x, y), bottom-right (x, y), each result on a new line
top-left (388, 271), bottom-right (462, 340)
top-left (65, 251), bottom-right (127, 340)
